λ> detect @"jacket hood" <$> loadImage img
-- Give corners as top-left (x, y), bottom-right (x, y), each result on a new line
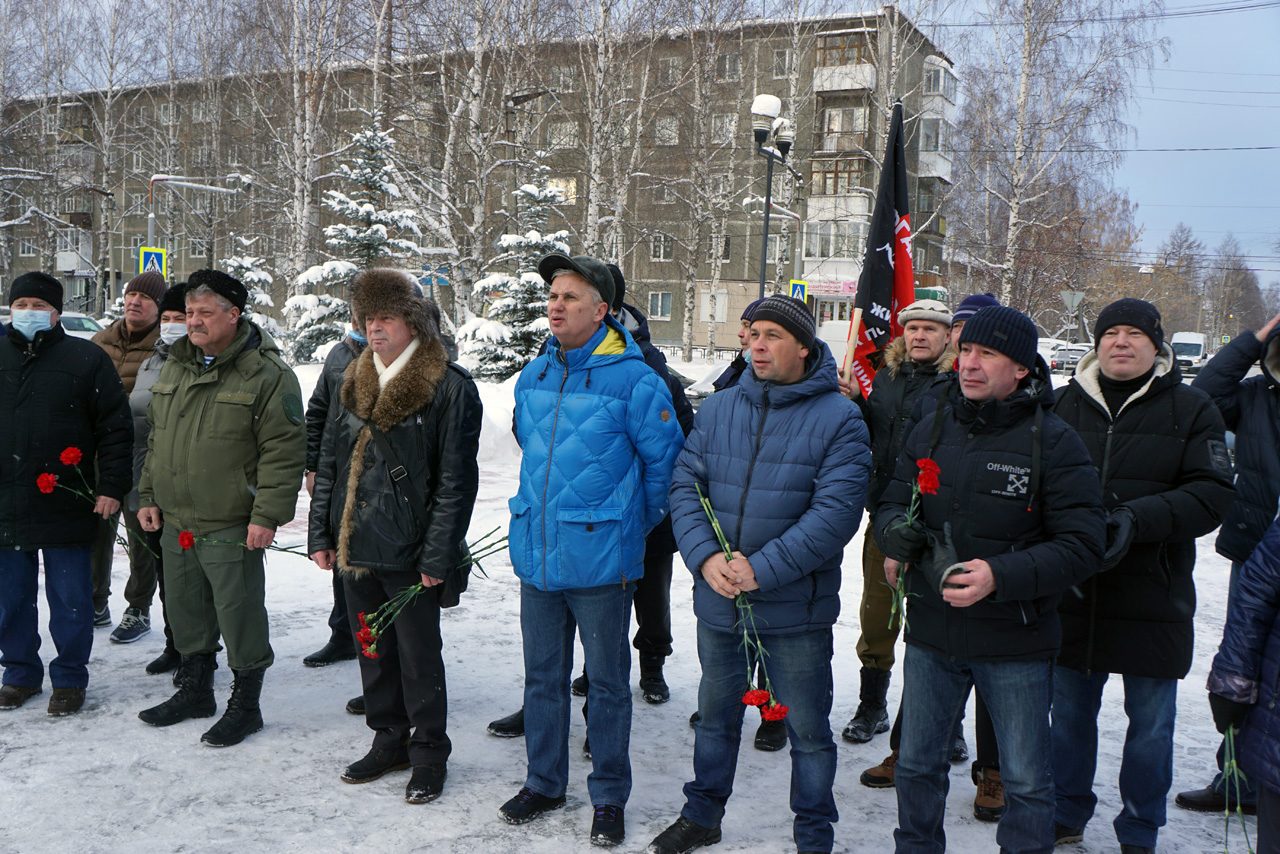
top-left (546, 313), bottom-right (644, 372)
top-left (739, 338), bottom-right (839, 408)
top-left (882, 335), bottom-right (956, 376)
top-left (616, 303), bottom-right (653, 346)
top-left (1071, 343), bottom-right (1179, 416)
top-left (1264, 325), bottom-right (1280, 385)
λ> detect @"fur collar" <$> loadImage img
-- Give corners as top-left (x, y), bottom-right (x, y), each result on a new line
top-left (882, 335), bottom-right (956, 377)
top-left (340, 334), bottom-right (448, 430)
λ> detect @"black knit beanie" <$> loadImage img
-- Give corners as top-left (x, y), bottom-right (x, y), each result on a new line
top-left (1094, 298), bottom-right (1164, 351)
top-left (958, 305), bottom-right (1038, 369)
top-left (10, 271), bottom-right (64, 312)
top-left (751, 295), bottom-right (816, 350)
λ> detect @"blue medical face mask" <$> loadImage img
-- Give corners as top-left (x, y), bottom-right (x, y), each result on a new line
top-left (349, 329), bottom-right (367, 344)
top-left (11, 308), bottom-right (54, 339)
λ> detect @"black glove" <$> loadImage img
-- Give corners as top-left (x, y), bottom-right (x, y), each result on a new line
top-left (882, 517), bottom-right (928, 562)
top-left (1209, 692), bottom-right (1251, 735)
top-left (1102, 506), bottom-right (1136, 570)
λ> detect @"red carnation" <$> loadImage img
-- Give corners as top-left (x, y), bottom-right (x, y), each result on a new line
top-left (362, 647), bottom-right (379, 660)
top-left (356, 627), bottom-right (375, 645)
top-left (59, 446), bottom-right (83, 466)
top-left (357, 611), bottom-right (369, 629)
top-left (760, 702), bottom-right (789, 722)
top-left (742, 689), bottom-right (771, 707)
top-left (178, 530), bottom-right (196, 551)
top-left (916, 458), bottom-right (941, 496)
top-left (36, 473), bottom-right (58, 494)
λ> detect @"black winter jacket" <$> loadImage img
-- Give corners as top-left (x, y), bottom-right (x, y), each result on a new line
top-left (876, 359), bottom-right (1106, 661)
top-left (0, 323), bottom-right (133, 548)
top-left (308, 335), bottom-right (482, 579)
top-left (304, 335), bottom-right (365, 472)
top-left (1192, 328), bottom-right (1280, 563)
top-left (1055, 348), bottom-right (1234, 678)
top-left (860, 337), bottom-right (955, 513)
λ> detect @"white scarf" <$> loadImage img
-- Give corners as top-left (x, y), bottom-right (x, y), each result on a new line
top-left (373, 336), bottom-right (420, 390)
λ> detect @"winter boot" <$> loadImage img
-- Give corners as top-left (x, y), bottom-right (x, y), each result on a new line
top-left (139, 653), bottom-right (217, 726)
top-left (201, 667), bottom-right (264, 747)
top-left (859, 749), bottom-right (898, 788)
top-left (841, 667), bottom-right (891, 743)
top-left (972, 766), bottom-right (1006, 822)
top-left (639, 655), bottom-right (670, 705)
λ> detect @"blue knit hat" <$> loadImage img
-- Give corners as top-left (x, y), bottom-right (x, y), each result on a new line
top-left (741, 297), bottom-right (765, 321)
top-left (958, 305), bottom-right (1038, 369)
top-left (953, 292), bottom-right (1000, 324)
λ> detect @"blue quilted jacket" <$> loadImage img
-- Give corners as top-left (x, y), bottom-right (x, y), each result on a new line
top-left (1209, 518), bottom-right (1280, 793)
top-left (509, 316), bottom-right (684, 591)
top-left (669, 342), bottom-right (871, 635)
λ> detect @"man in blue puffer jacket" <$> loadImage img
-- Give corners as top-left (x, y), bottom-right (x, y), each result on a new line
top-left (649, 295), bottom-right (871, 854)
top-left (498, 253), bottom-right (683, 848)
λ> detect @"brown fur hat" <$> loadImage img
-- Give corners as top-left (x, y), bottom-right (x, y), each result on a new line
top-left (350, 268), bottom-right (437, 341)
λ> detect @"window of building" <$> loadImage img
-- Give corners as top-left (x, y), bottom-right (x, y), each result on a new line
top-left (547, 176), bottom-right (577, 204)
top-left (772, 48), bottom-right (794, 80)
top-left (548, 119), bottom-right (576, 150)
top-left (816, 34), bottom-right (868, 67)
top-left (131, 150), bottom-right (145, 172)
top-left (653, 183), bottom-right (674, 204)
top-left (191, 102), bottom-right (211, 123)
top-left (655, 115), bottom-right (679, 146)
top-left (41, 110), bottom-right (58, 135)
top-left (190, 238), bottom-right (209, 258)
top-left (658, 57), bottom-right (681, 87)
top-left (705, 234), bottom-right (732, 263)
top-left (920, 118), bottom-right (951, 153)
top-left (61, 196), bottom-right (78, 214)
top-left (648, 291), bottom-right (673, 320)
top-left (56, 228), bottom-right (77, 253)
top-left (129, 192), bottom-right (145, 213)
top-left (810, 158), bottom-right (865, 195)
top-left (710, 113), bottom-right (736, 146)
top-left (767, 233), bottom-right (786, 263)
top-left (158, 103), bottom-right (176, 124)
top-left (19, 237), bottom-right (37, 257)
top-left (699, 289), bottom-right (729, 323)
top-left (130, 235), bottom-right (144, 257)
top-left (191, 144), bottom-right (213, 169)
top-left (924, 66), bottom-right (959, 103)
top-left (804, 220), bottom-right (867, 260)
top-left (715, 52), bottom-right (741, 82)
top-left (819, 104), bottom-right (867, 152)
top-left (917, 183), bottom-right (937, 215)
top-left (650, 232), bottom-right (673, 262)
top-left (549, 65), bottom-right (576, 93)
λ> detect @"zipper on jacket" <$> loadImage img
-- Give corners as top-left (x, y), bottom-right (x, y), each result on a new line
top-left (539, 360), bottom-right (570, 591)
top-left (733, 385), bottom-right (771, 549)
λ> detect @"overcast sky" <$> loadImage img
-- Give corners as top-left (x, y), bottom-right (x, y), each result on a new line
top-left (1113, 2), bottom-right (1280, 283)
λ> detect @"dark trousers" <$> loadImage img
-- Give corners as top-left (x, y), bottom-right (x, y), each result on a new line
top-left (91, 511), bottom-right (159, 612)
top-left (344, 570), bottom-right (449, 768)
top-left (1260, 785), bottom-right (1279, 854)
top-left (147, 527), bottom-right (175, 654)
top-left (632, 548), bottom-right (673, 659)
top-left (890, 686), bottom-right (1000, 771)
top-left (326, 570), bottom-right (353, 651)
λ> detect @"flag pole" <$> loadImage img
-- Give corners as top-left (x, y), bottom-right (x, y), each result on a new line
top-left (842, 307), bottom-right (862, 395)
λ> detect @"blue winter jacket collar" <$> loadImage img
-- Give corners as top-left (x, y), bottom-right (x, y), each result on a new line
top-left (545, 313), bottom-right (640, 373)
top-left (737, 340), bottom-right (840, 409)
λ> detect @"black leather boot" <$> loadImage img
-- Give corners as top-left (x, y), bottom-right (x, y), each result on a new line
top-left (139, 653), bottom-right (216, 726)
top-left (842, 667), bottom-right (891, 743)
top-left (201, 667), bottom-right (265, 747)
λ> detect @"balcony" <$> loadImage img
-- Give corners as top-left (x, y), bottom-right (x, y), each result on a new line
top-left (814, 131), bottom-right (868, 154)
top-left (813, 63), bottom-right (876, 93)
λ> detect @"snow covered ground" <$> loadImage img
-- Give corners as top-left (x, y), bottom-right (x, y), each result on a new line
top-left (2, 368), bottom-right (1251, 853)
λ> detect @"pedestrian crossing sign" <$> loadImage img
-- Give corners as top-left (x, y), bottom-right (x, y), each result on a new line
top-left (139, 247), bottom-right (167, 278)
top-left (790, 279), bottom-right (808, 302)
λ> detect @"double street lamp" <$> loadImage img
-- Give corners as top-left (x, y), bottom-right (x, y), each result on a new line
top-left (750, 94), bottom-right (795, 301)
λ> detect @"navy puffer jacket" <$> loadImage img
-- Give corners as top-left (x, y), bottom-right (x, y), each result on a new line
top-left (876, 360), bottom-right (1106, 661)
top-left (669, 341), bottom-right (871, 635)
top-left (1208, 519), bottom-right (1280, 793)
top-left (1192, 328), bottom-right (1280, 563)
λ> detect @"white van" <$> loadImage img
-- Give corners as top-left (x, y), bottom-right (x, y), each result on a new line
top-left (1170, 332), bottom-right (1208, 374)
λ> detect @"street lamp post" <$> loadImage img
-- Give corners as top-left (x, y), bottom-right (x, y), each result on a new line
top-left (750, 94), bottom-right (795, 301)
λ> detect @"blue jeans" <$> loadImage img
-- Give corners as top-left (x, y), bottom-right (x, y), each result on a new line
top-left (896, 644), bottom-right (1054, 854)
top-left (1051, 667), bottom-right (1176, 847)
top-left (681, 622), bottom-right (838, 852)
top-left (0, 548), bottom-right (94, 690)
top-left (521, 582), bottom-right (634, 807)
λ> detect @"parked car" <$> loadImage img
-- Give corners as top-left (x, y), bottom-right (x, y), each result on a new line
top-left (0, 307), bottom-right (103, 340)
top-left (1050, 343), bottom-right (1091, 374)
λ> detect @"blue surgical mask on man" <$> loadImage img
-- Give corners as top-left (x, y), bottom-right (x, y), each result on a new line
top-left (11, 308), bottom-right (54, 340)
